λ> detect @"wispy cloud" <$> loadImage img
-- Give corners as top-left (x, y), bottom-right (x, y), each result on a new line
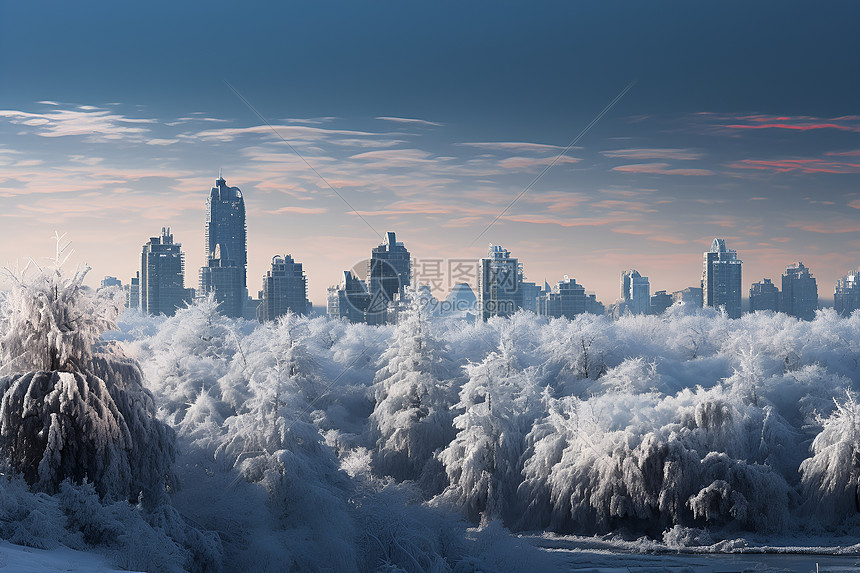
top-left (602, 148), bottom-right (703, 161)
top-left (456, 141), bottom-right (565, 153)
top-left (264, 205), bottom-right (328, 215)
top-left (728, 158), bottom-right (860, 175)
top-left (693, 112), bottom-right (860, 134)
top-left (376, 116), bottom-right (443, 127)
top-left (613, 162), bottom-right (714, 176)
top-left (0, 107), bottom-right (155, 142)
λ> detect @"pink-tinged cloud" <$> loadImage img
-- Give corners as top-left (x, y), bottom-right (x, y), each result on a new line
top-left (728, 159), bottom-right (860, 174)
top-left (826, 149), bottom-right (860, 157)
top-left (602, 148), bottom-right (703, 161)
top-left (788, 221), bottom-right (860, 234)
top-left (0, 108), bottom-right (155, 142)
top-left (847, 200), bottom-right (860, 210)
top-left (456, 141), bottom-right (565, 152)
top-left (725, 123), bottom-right (860, 132)
top-left (499, 214), bottom-right (640, 228)
top-left (264, 206), bottom-right (328, 215)
top-left (613, 163), bottom-right (714, 176)
top-left (497, 155), bottom-right (580, 170)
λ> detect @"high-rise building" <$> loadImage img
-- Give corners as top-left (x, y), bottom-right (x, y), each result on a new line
top-left (100, 276), bottom-right (121, 289)
top-left (621, 270), bottom-right (650, 315)
top-left (702, 238), bottom-right (742, 318)
top-left (125, 272), bottom-right (140, 309)
top-left (835, 270), bottom-right (860, 317)
top-left (673, 286), bottom-right (703, 307)
top-left (650, 290), bottom-right (673, 315)
top-left (782, 262), bottom-right (818, 321)
top-left (367, 232), bottom-right (411, 324)
top-left (479, 244), bottom-right (522, 321)
top-left (200, 174), bottom-right (247, 318)
top-left (140, 228), bottom-right (193, 316)
top-left (258, 254), bottom-right (309, 321)
top-left (327, 270), bottom-right (371, 323)
top-left (542, 275), bottom-right (587, 319)
top-left (749, 278), bottom-right (779, 312)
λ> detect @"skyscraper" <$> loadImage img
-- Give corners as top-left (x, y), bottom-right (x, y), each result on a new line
top-left (749, 278), bottom-right (779, 312)
top-left (200, 174), bottom-right (247, 318)
top-left (259, 254), bottom-right (309, 321)
top-left (702, 238), bottom-right (742, 318)
top-left (366, 231), bottom-right (411, 324)
top-left (650, 290), bottom-right (673, 314)
top-left (781, 262), bottom-right (818, 321)
top-left (835, 270), bottom-right (860, 317)
top-left (621, 269), bottom-right (650, 315)
top-left (479, 244), bottom-right (522, 321)
top-left (542, 275), bottom-right (587, 319)
top-left (140, 228), bottom-right (192, 316)
top-left (327, 270), bottom-right (371, 323)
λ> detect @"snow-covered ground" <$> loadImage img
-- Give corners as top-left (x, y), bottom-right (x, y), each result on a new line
top-left (0, 541), bottom-right (140, 573)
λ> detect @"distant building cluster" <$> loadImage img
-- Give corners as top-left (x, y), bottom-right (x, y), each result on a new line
top-left (100, 178), bottom-right (849, 322)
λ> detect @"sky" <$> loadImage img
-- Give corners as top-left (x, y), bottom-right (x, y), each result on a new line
top-left (1, 1), bottom-right (859, 306)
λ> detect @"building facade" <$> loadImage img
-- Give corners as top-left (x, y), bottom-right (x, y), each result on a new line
top-left (327, 270), bottom-right (372, 323)
top-left (749, 278), bottom-right (780, 313)
top-left (673, 286), bottom-right (703, 307)
top-left (835, 270), bottom-right (860, 317)
top-left (140, 228), bottom-right (192, 316)
top-left (621, 270), bottom-right (650, 315)
top-left (542, 275), bottom-right (587, 319)
top-left (650, 290), bottom-right (673, 314)
top-left (702, 238), bottom-right (743, 318)
top-left (479, 244), bottom-right (522, 321)
top-left (199, 174), bottom-right (247, 318)
top-left (367, 231), bottom-right (411, 324)
top-left (781, 262), bottom-right (818, 321)
top-left (259, 254), bottom-right (309, 321)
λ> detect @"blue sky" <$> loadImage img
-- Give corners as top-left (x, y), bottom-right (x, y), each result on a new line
top-left (1, 1), bottom-right (859, 305)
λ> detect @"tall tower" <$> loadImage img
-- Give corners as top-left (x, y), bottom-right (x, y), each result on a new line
top-left (782, 262), bottom-right (818, 321)
top-left (140, 228), bottom-right (192, 316)
top-left (479, 244), bottom-right (522, 321)
top-left (702, 238), bottom-right (742, 318)
top-left (200, 174), bottom-right (247, 318)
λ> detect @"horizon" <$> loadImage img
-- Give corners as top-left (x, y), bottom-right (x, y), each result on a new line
top-left (1, 2), bottom-right (858, 308)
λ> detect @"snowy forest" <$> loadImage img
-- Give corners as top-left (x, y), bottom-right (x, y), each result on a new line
top-left (3, 254), bottom-right (860, 572)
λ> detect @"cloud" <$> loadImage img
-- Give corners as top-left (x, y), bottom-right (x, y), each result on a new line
top-left (147, 138), bottom-right (179, 146)
top-left (0, 107), bottom-right (155, 142)
top-left (693, 113), bottom-right (860, 134)
top-left (376, 116), bottom-right (443, 127)
top-left (728, 159), bottom-right (860, 174)
top-left (602, 148), bottom-right (703, 161)
top-left (788, 221), bottom-right (860, 234)
top-left (613, 163), bottom-right (714, 176)
top-left (497, 155), bottom-right (580, 170)
top-left (456, 141), bottom-right (565, 153)
top-left (184, 124), bottom-right (395, 145)
top-left (264, 206), bottom-right (328, 215)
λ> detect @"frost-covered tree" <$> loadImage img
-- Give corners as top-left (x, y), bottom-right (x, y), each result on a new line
top-left (435, 332), bottom-right (541, 524)
top-left (369, 288), bottom-right (458, 485)
top-left (0, 238), bottom-right (175, 503)
top-left (799, 392), bottom-right (860, 523)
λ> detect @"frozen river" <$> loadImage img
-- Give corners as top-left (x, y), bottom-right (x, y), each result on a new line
top-left (527, 535), bottom-right (860, 572)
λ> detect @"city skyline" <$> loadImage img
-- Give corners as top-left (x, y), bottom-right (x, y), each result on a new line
top-left (1, 2), bottom-right (859, 305)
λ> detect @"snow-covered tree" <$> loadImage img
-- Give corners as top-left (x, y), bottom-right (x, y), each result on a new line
top-left (799, 392), bottom-right (860, 523)
top-left (369, 288), bottom-right (458, 485)
top-left (0, 238), bottom-right (175, 503)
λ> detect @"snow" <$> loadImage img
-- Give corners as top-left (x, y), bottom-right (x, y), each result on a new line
top-left (0, 540), bottom-right (140, 572)
top-left (7, 258), bottom-right (860, 571)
